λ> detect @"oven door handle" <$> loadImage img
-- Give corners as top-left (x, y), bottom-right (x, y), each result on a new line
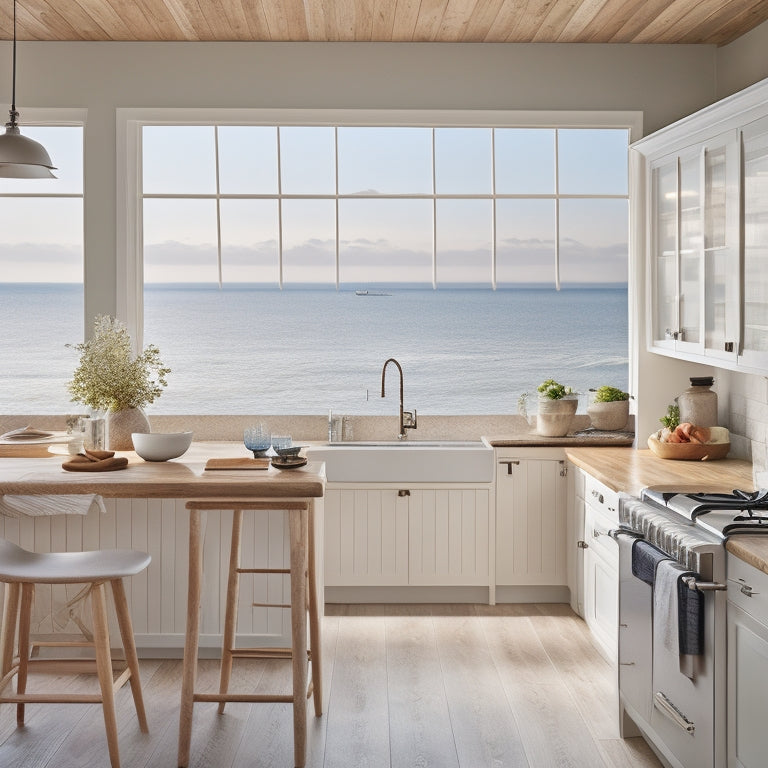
top-left (653, 692), bottom-right (695, 734)
top-left (681, 575), bottom-right (727, 592)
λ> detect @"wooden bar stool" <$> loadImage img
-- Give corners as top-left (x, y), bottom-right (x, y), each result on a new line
top-left (0, 538), bottom-right (151, 768)
top-left (179, 498), bottom-right (322, 768)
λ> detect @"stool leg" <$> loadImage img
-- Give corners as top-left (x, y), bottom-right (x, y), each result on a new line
top-left (218, 508), bottom-right (243, 714)
top-left (307, 505), bottom-right (323, 717)
top-left (178, 508), bottom-right (204, 768)
top-left (91, 582), bottom-right (121, 768)
top-left (110, 578), bottom-right (148, 732)
top-left (16, 583), bottom-right (34, 726)
top-left (0, 582), bottom-right (20, 678)
top-left (289, 506), bottom-right (309, 768)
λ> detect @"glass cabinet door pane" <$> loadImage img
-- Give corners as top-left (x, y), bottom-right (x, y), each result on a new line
top-left (653, 162), bottom-right (678, 341)
top-left (678, 154), bottom-right (701, 344)
top-left (743, 130), bottom-right (768, 353)
top-left (703, 140), bottom-right (737, 354)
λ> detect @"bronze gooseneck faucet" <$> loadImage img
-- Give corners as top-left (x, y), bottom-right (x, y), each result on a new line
top-left (380, 358), bottom-right (417, 440)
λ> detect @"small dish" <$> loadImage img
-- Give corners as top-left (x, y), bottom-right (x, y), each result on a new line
top-left (271, 456), bottom-right (308, 470)
top-left (274, 445), bottom-right (306, 458)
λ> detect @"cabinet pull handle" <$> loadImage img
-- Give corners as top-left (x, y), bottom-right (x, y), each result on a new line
top-left (591, 489), bottom-right (604, 504)
top-left (499, 460), bottom-right (520, 474)
top-left (398, 489), bottom-right (410, 497)
top-left (727, 578), bottom-right (759, 597)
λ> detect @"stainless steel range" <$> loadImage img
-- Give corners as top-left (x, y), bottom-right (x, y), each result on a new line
top-left (616, 488), bottom-right (768, 768)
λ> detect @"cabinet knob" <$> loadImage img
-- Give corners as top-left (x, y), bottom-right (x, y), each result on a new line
top-left (577, 540), bottom-right (589, 549)
top-left (398, 489), bottom-right (411, 497)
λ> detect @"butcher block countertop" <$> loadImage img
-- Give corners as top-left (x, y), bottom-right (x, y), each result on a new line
top-left (726, 537), bottom-right (768, 577)
top-left (565, 446), bottom-right (754, 497)
top-left (0, 442), bottom-right (325, 499)
top-left (566, 446), bottom-right (768, 573)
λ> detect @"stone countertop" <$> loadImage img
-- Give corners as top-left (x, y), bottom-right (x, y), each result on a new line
top-left (488, 429), bottom-right (635, 447)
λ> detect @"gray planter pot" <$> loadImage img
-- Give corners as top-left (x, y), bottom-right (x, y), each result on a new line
top-left (587, 400), bottom-right (629, 431)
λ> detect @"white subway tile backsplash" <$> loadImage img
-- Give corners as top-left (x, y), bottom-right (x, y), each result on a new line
top-left (727, 371), bottom-right (768, 475)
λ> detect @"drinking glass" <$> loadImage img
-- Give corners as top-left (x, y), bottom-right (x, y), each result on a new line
top-left (244, 424), bottom-right (271, 457)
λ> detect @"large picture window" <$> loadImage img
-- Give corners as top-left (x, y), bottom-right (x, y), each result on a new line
top-left (129, 112), bottom-right (635, 416)
top-left (0, 123), bottom-right (84, 414)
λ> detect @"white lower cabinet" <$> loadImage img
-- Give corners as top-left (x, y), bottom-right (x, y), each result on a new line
top-left (323, 485), bottom-right (491, 587)
top-left (495, 452), bottom-right (567, 586)
top-left (727, 554), bottom-right (768, 768)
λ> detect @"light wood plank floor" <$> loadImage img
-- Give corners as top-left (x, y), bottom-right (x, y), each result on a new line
top-left (0, 603), bottom-right (662, 767)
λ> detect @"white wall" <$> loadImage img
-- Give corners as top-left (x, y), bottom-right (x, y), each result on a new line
top-left (2, 41), bottom-right (719, 328)
top-left (716, 19), bottom-right (768, 99)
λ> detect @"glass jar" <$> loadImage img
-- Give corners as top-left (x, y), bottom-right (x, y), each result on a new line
top-left (678, 377), bottom-right (718, 427)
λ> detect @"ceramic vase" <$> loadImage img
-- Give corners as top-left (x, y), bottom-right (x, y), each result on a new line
top-left (536, 396), bottom-right (578, 437)
top-left (107, 407), bottom-right (150, 450)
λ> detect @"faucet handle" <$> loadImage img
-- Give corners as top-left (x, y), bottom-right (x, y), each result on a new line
top-left (403, 409), bottom-right (418, 429)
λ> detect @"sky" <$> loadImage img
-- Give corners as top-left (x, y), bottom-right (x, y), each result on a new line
top-left (0, 125), bottom-right (629, 285)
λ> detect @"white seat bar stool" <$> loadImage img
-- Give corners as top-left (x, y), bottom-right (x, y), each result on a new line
top-left (0, 539), bottom-right (151, 768)
top-left (178, 498), bottom-right (322, 768)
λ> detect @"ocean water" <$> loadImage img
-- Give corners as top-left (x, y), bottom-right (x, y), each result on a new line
top-left (0, 283), bottom-right (628, 415)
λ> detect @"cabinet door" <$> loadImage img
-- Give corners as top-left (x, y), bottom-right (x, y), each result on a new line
top-left (584, 545), bottom-right (618, 663)
top-left (324, 488), bottom-right (409, 586)
top-left (727, 602), bottom-right (768, 768)
top-left (739, 116), bottom-right (768, 369)
top-left (408, 488), bottom-right (490, 586)
top-left (495, 458), bottom-right (567, 586)
top-left (648, 133), bottom-right (739, 361)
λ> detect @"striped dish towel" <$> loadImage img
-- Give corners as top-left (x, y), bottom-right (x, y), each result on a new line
top-left (0, 494), bottom-right (106, 518)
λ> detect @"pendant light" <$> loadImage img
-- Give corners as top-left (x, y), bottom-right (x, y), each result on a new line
top-left (0, 0), bottom-right (56, 178)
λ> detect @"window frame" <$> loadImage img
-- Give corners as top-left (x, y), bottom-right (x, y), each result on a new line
top-left (117, 108), bottom-right (642, 351)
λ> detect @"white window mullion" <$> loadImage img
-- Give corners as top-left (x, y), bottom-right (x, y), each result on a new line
top-left (334, 126), bottom-right (339, 289)
top-left (491, 128), bottom-right (497, 290)
top-left (214, 125), bottom-right (223, 288)
top-left (431, 128), bottom-right (437, 289)
top-left (554, 128), bottom-right (561, 291)
top-left (277, 127), bottom-right (284, 289)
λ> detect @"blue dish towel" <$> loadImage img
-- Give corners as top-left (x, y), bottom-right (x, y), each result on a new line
top-left (632, 539), bottom-right (669, 585)
top-left (677, 572), bottom-right (704, 656)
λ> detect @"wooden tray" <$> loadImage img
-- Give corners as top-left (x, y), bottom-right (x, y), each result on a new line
top-left (204, 457), bottom-right (270, 471)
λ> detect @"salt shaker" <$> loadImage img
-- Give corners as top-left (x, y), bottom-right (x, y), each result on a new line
top-left (678, 377), bottom-right (718, 427)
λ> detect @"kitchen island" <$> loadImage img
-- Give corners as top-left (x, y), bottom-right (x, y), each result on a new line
top-left (0, 444), bottom-right (326, 768)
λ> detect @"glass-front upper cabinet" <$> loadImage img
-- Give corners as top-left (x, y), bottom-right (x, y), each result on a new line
top-left (648, 131), bottom-right (739, 362)
top-left (740, 116), bottom-right (768, 369)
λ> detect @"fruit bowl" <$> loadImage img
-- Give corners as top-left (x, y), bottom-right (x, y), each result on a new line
top-left (647, 426), bottom-right (730, 461)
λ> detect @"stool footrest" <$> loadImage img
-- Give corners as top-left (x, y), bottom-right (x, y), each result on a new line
top-left (194, 692), bottom-right (294, 704)
top-left (252, 602), bottom-right (291, 609)
top-left (228, 647), bottom-right (312, 660)
top-left (237, 567), bottom-right (290, 575)
top-left (0, 692), bottom-right (104, 704)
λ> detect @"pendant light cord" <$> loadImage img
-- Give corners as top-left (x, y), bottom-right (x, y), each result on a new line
top-left (11, 0), bottom-right (16, 113)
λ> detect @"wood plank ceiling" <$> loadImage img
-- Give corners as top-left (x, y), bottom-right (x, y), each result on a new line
top-left (0, 0), bottom-right (767, 46)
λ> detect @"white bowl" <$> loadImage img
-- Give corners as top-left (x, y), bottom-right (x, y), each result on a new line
top-left (131, 431), bottom-right (193, 461)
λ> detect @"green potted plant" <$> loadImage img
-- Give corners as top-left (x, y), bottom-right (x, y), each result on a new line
top-left (587, 385), bottom-right (631, 431)
top-left (67, 315), bottom-right (171, 450)
top-left (534, 378), bottom-right (577, 437)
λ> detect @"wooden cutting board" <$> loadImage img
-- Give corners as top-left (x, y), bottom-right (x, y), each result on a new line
top-left (204, 457), bottom-right (271, 471)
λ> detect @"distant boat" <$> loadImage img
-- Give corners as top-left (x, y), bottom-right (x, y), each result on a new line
top-left (355, 290), bottom-right (391, 296)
